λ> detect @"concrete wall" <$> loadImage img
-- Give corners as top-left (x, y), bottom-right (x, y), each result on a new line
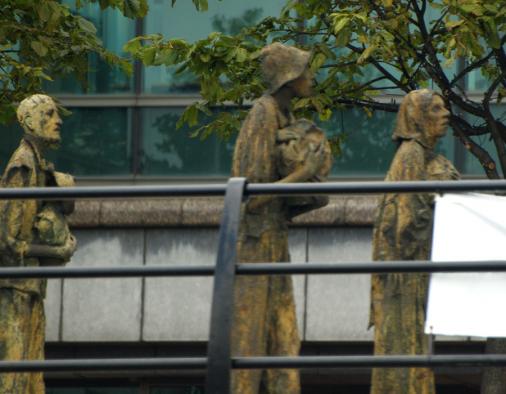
top-left (45, 227), bottom-right (374, 342)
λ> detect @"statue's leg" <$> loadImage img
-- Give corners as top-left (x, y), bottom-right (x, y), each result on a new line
top-left (0, 288), bottom-right (45, 394)
top-left (231, 237), bottom-right (270, 394)
top-left (264, 244), bottom-right (300, 394)
top-left (370, 273), bottom-right (435, 394)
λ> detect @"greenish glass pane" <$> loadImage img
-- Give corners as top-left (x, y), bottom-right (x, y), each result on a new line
top-left (47, 387), bottom-right (138, 394)
top-left (44, 1), bottom-right (135, 94)
top-left (150, 387), bottom-right (203, 394)
top-left (321, 107), bottom-right (455, 177)
top-left (141, 108), bottom-right (234, 176)
top-left (0, 121), bottom-right (25, 174)
top-left (143, 0), bottom-right (286, 93)
top-left (462, 104), bottom-right (506, 176)
top-left (46, 108), bottom-right (132, 176)
top-left (320, 108), bottom-right (396, 177)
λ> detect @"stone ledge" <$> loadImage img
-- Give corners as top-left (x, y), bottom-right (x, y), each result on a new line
top-left (69, 195), bottom-right (379, 228)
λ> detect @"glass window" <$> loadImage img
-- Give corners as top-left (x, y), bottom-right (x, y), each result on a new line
top-left (45, 1), bottom-right (135, 94)
top-left (150, 387), bottom-right (203, 394)
top-left (141, 107), bottom-right (234, 177)
top-left (461, 104), bottom-right (506, 176)
top-left (143, 0), bottom-right (286, 93)
top-left (47, 108), bottom-right (132, 176)
top-left (0, 121), bottom-right (25, 174)
top-left (321, 107), bottom-right (455, 177)
top-left (321, 108), bottom-right (397, 177)
top-left (47, 388), bottom-right (138, 394)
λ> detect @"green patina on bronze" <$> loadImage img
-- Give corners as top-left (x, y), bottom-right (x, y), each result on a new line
top-left (369, 89), bottom-right (460, 394)
top-left (0, 94), bottom-right (76, 394)
top-left (230, 43), bottom-right (331, 394)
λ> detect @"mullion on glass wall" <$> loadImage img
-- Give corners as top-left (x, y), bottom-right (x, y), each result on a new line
top-left (131, 17), bottom-right (145, 176)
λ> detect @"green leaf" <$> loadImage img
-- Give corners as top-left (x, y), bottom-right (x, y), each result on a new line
top-left (31, 41), bottom-right (48, 57)
top-left (235, 47), bottom-right (248, 63)
top-left (77, 17), bottom-right (97, 34)
top-left (141, 47), bottom-right (157, 65)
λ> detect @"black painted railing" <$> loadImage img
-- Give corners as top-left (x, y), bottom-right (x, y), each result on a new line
top-left (1, 178), bottom-right (506, 394)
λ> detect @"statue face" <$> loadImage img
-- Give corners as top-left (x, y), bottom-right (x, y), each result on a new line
top-left (426, 95), bottom-right (450, 140)
top-left (31, 100), bottom-right (62, 149)
top-left (288, 68), bottom-right (314, 98)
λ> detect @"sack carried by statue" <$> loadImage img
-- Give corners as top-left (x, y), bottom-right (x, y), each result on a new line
top-left (276, 118), bottom-right (333, 210)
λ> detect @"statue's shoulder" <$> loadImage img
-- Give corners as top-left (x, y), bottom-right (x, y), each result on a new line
top-left (249, 94), bottom-right (278, 116)
top-left (2, 140), bottom-right (36, 180)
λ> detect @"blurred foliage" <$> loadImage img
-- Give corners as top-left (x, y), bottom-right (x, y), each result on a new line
top-left (125, 0), bottom-right (506, 178)
top-left (0, 0), bottom-right (147, 123)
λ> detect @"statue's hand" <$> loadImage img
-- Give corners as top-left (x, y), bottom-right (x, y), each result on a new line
top-left (59, 234), bottom-right (77, 261)
top-left (277, 129), bottom-right (300, 142)
top-left (301, 141), bottom-right (325, 179)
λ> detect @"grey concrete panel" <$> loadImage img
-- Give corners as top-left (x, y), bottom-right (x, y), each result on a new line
top-left (62, 229), bottom-right (144, 341)
top-left (44, 279), bottom-right (61, 341)
top-left (288, 229), bottom-right (307, 339)
top-left (144, 228), bottom-right (307, 342)
top-left (306, 228), bottom-right (373, 341)
top-left (143, 229), bottom-right (217, 341)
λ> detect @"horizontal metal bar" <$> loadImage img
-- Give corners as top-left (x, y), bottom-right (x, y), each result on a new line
top-left (0, 265), bottom-right (215, 279)
top-left (1, 261), bottom-right (506, 279)
top-left (1, 180), bottom-right (506, 200)
top-left (0, 184), bottom-right (227, 200)
top-left (247, 180), bottom-right (506, 195)
top-left (2, 355), bottom-right (506, 372)
top-left (0, 358), bottom-right (207, 372)
top-left (234, 355), bottom-right (506, 369)
top-left (238, 261), bottom-right (506, 274)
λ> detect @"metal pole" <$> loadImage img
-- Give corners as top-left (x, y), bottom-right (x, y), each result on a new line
top-left (205, 177), bottom-right (247, 394)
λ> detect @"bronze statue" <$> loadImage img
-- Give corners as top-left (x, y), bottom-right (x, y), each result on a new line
top-left (230, 43), bottom-right (331, 394)
top-left (0, 94), bottom-right (76, 393)
top-left (369, 89), bottom-right (460, 394)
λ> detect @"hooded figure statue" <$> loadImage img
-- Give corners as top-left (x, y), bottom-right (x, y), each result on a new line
top-left (369, 89), bottom-right (459, 394)
top-left (0, 94), bottom-right (76, 394)
top-left (230, 43), bottom-right (329, 394)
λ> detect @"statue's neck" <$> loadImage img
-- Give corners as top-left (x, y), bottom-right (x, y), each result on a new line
top-left (272, 85), bottom-right (295, 116)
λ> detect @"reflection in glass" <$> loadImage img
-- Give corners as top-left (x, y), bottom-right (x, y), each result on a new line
top-left (462, 104), bottom-right (506, 175)
top-left (141, 108), bottom-right (234, 176)
top-left (143, 0), bottom-right (286, 93)
top-left (150, 387), bottom-right (203, 394)
top-left (320, 107), bottom-right (454, 177)
top-left (45, 1), bottom-right (135, 94)
top-left (46, 108), bottom-right (132, 176)
top-left (47, 388), bottom-right (138, 394)
top-left (0, 121), bottom-right (23, 174)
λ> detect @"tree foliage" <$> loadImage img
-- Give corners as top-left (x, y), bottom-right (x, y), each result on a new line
top-left (125, 0), bottom-right (506, 178)
top-left (0, 0), bottom-right (147, 123)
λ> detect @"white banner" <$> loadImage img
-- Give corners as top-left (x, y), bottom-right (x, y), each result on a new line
top-left (425, 193), bottom-right (506, 338)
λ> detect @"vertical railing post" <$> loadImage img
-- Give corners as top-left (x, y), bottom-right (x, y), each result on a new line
top-left (205, 177), bottom-right (247, 394)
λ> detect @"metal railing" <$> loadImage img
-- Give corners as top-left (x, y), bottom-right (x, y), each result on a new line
top-left (1, 178), bottom-right (506, 394)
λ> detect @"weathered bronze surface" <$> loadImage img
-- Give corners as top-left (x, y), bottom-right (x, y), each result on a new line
top-left (0, 94), bottom-right (76, 393)
top-left (230, 43), bottom-right (329, 394)
top-left (369, 89), bottom-right (460, 394)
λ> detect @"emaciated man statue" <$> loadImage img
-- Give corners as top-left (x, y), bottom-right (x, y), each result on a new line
top-left (230, 43), bottom-right (332, 394)
top-left (369, 89), bottom-right (460, 394)
top-left (0, 94), bottom-right (77, 393)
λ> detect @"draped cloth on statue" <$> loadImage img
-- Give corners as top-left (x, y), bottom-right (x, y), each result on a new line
top-left (230, 94), bottom-right (300, 394)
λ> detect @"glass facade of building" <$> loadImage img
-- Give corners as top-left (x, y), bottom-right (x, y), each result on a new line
top-left (0, 1), bottom-right (498, 179)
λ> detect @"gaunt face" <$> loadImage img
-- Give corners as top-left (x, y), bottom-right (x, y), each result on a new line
top-left (288, 68), bottom-right (314, 98)
top-left (33, 100), bottom-right (63, 149)
top-left (426, 95), bottom-right (450, 141)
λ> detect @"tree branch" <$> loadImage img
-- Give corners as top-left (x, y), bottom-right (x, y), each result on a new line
top-left (452, 120), bottom-right (500, 179)
top-left (450, 52), bottom-right (494, 88)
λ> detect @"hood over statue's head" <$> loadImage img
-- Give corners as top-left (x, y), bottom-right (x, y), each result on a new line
top-left (260, 42), bottom-right (311, 94)
top-left (393, 89), bottom-right (442, 148)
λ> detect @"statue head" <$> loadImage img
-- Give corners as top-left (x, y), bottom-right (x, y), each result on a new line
top-left (393, 89), bottom-right (450, 148)
top-left (260, 42), bottom-right (312, 95)
top-left (17, 94), bottom-right (62, 149)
